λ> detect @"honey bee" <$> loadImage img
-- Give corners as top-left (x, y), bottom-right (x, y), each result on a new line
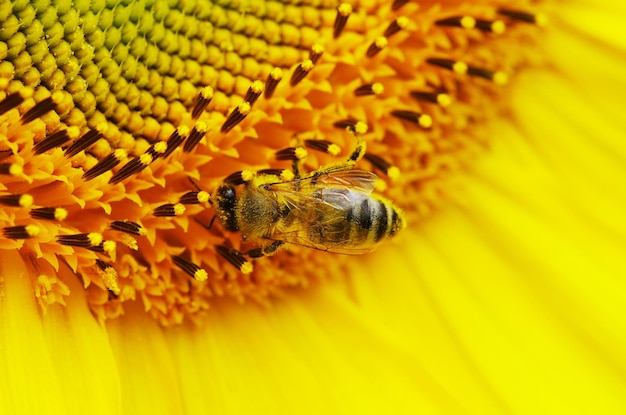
top-left (209, 130), bottom-right (406, 273)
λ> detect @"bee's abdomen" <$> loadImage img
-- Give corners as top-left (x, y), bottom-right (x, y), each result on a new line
top-left (347, 193), bottom-right (403, 247)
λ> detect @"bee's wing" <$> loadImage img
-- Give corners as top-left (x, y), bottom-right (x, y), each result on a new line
top-left (311, 169), bottom-right (379, 194)
top-left (265, 184), bottom-right (376, 255)
top-left (265, 169), bottom-right (379, 195)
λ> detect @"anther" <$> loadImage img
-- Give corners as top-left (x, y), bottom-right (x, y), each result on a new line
top-left (435, 16), bottom-right (476, 29)
top-left (410, 91), bottom-right (452, 107)
top-left (191, 86), bottom-right (214, 119)
top-left (30, 207), bottom-right (68, 221)
top-left (110, 220), bottom-right (146, 236)
top-left (392, 0), bottom-right (410, 11)
top-left (333, 3), bottom-right (352, 38)
top-left (391, 110), bottom-right (433, 128)
top-left (3, 225), bottom-right (40, 239)
top-left (0, 194), bottom-right (33, 208)
top-left (257, 168), bottom-right (291, 180)
top-left (57, 232), bottom-right (103, 248)
top-left (0, 164), bottom-right (23, 176)
top-left (384, 16), bottom-right (410, 37)
top-left (82, 149), bottom-right (127, 181)
top-left (146, 141), bottom-right (168, 160)
top-left (309, 43), bottom-right (324, 64)
top-left (179, 191), bottom-right (210, 205)
top-left (475, 19), bottom-right (506, 34)
top-left (364, 153), bottom-right (401, 181)
top-left (224, 170), bottom-right (253, 185)
top-left (215, 245), bottom-right (252, 274)
top-left (276, 147), bottom-right (307, 161)
top-left (305, 140), bottom-right (341, 156)
top-left (366, 37), bottom-right (388, 58)
top-left (426, 58), bottom-right (468, 75)
top-left (34, 130), bottom-right (70, 155)
top-left (290, 59), bottom-right (314, 86)
top-left (333, 119), bottom-right (368, 135)
top-left (221, 101), bottom-right (251, 133)
top-left (182, 121), bottom-right (209, 152)
top-left (65, 128), bottom-right (103, 158)
top-left (153, 203), bottom-right (186, 217)
top-left (21, 96), bottom-right (56, 124)
top-left (264, 67), bottom-right (283, 99)
top-left (95, 259), bottom-right (120, 295)
top-left (165, 125), bottom-right (191, 156)
top-left (354, 83), bottom-right (384, 97)
top-left (466, 65), bottom-right (508, 85)
top-left (172, 255), bottom-right (209, 281)
top-left (108, 153), bottom-right (154, 184)
top-left (0, 93), bottom-right (24, 115)
top-left (497, 9), bottom-right (547, 27)
top-left (244, 80), bottom-right (264, 105)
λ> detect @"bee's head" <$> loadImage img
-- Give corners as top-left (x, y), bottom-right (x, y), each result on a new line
top-left (212, 184), bottom-right (239, 231)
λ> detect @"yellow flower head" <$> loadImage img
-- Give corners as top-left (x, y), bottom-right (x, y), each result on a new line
top-left (0, 0), bottom-right (545, 325)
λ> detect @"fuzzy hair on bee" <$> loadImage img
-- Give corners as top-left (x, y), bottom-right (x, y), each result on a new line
top-left (209, 130), bottom-right (407, 273)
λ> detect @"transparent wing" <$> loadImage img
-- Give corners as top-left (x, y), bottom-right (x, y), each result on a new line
top-left (262, 177), bottom-right (377, 255)
top-left (265, 169), bottom-right (378, 195)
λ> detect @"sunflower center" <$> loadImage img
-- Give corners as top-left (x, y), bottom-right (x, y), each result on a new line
top-left (0, 0), bottom-right (546, 325)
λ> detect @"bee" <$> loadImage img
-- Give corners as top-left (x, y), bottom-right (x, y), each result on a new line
top-left (209, 128), bottom-right (406, 273)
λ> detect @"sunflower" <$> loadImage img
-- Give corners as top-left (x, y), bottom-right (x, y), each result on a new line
top-left (1, 0), bottom-right (625, 413)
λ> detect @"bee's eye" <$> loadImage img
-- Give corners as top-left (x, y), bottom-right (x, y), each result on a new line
top-left (219, 186), bottom-right (236, 200)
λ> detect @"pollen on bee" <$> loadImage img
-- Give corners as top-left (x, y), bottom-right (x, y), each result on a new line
top-left (30, 207), bottom-right (68, 221)
top-left (333, 3), bottom-right (352, 39)
top-left (0, 193), bottom-right (33, 208)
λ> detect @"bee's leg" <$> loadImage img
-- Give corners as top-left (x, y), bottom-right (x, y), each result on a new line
top-left (246, 241), bottom-right (285, 258)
